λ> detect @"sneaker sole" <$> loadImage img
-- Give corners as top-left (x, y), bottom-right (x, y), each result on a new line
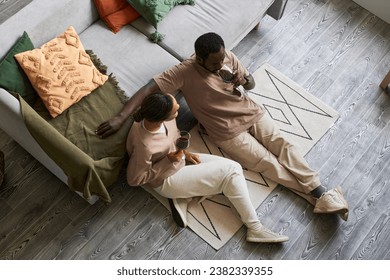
top-left (313, 206), bottom-right (348, 214)
top-left (313, 207), bottom-right (349, 221)
top-left (247, 236), bottom-right (289, 243)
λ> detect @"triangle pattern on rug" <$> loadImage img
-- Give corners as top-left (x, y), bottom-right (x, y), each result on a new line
top-left (265, 69), bottom-right (331, 117)
top-left (250, 69), bottom-right (334, 141)
top-left (187, 197), bottom-right (234, 240)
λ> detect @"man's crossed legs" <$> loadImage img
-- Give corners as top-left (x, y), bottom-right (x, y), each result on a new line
top-left (213, 113), bottom-right (349, 221)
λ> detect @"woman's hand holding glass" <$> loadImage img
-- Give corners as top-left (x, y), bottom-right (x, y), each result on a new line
top-left (166, 150), bottom-right (200, 165)
top-left (184, 151), bottom-right (201, 165)
top-left (167, 150), bottom-right (184, 163)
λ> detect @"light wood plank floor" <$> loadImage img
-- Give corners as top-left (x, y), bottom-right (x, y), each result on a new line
top-left (1, 0), bottom-right (390, 260)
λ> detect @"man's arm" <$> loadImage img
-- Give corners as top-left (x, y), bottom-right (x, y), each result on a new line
top-left (242, 74), bottom-right (255, 90)
top-left (233, 73), bottom-right (256, 90)
top-left (228, 50), bottom-right (256, 91)
top-left (95, 79), bottom-right (161, 138)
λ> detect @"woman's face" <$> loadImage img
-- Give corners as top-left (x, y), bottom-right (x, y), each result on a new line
top-left (165, 94), bottom-right (180, 121)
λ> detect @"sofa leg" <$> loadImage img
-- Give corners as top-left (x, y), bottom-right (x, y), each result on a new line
top-left (254, 22), bottom-right (261, 30)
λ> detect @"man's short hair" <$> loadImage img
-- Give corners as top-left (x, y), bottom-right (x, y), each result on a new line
top-left (194, 32), bottom-right (225, 60)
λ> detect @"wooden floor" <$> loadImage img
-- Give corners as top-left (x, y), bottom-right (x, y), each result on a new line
top-left (1, 0), bottom-right (390, 260)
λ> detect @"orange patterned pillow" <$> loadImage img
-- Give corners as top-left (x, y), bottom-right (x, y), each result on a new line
top-left (15, 26), bottom-right (108, 118)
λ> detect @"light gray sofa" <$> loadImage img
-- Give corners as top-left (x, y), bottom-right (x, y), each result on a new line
top-left (0, 0), bottom-right (288, 203)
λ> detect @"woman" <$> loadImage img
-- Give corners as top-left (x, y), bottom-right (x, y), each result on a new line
top-left (126, 93), bottom-right (289, 243)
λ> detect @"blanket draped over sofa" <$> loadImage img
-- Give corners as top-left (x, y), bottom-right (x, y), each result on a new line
top-left (19, 74), bottom-right (132, 203)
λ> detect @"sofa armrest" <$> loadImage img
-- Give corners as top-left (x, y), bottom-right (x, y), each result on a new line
top-left (0, 89), bottom-right (67, 182)
top-left (267, 0), bottom-right (288, 20)
top-left (0, 88), bottom-right (99, 204)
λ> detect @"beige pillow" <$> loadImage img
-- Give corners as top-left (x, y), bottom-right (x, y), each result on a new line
top-left (15, 26), bottom-right (108, 118)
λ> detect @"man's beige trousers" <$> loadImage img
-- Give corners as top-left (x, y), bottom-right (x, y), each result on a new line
top-left (214, 113), bottom-right (321, 205)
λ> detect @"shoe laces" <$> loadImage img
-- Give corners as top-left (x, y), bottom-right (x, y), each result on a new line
top-left (318, 191), bottom-right (335, 202)
top-left (260, 225), bottom-right (279, 235)
top-left (318, 189), bottom-right (345, 205)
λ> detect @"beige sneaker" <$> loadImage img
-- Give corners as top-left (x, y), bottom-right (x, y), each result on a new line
top-left (246, 224), bottom-right (289, 243)
top-left (313, 186), bottom-right (349, 221)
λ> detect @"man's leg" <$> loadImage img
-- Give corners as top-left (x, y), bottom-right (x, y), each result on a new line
top-left (213, 114), bottom-right (348, 219)
top-left (249, 113), bottom-right (348, 220)
top-left (250, 113), bottom-right (322, 193)
top-left (214, 127), bottom-right (317, 204)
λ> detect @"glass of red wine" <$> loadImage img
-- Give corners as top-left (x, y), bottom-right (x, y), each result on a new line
top-left (176, 130), bottom-right (191, 150)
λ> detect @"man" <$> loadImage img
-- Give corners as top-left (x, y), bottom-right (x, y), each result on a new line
top-left (96, 32), bottom-right (349, 224)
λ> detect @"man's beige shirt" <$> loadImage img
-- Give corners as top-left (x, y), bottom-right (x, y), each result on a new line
top-left (154, 50), bottom-right (264, 141)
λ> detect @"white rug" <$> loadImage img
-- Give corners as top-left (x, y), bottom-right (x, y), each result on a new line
top-left (144, 63), bottom-right (339, 250)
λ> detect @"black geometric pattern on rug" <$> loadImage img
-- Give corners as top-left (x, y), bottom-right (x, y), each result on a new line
top-left (187, 198), bottom-right (233, 240)
top-left (249, 69), bottom-right (333, 140)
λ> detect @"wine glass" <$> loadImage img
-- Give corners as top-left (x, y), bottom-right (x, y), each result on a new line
top-left (218, 64), bottom-right (235, 83)
top-left (176, 130), bottom-right (191, 150)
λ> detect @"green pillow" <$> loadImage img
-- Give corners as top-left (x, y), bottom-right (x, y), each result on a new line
top-left (0, 31), bottom-right (37, 106)
top-left (127, 0), bottom-right (195, 42)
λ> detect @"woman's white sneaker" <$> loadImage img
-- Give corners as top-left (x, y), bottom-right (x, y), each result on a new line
top-left (246, 225), bottom-right (289, 243)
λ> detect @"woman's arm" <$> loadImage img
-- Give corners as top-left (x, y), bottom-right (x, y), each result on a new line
top-left (95, 79), bottom-right (161, 138)
top-left (126, 150), bottom-right (184, 187)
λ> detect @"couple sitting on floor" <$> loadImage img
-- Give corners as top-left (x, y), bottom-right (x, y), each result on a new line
top-left (96, 32), bottom-right (349, 243)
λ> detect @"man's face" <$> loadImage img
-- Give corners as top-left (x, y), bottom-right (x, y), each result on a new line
top-left (198, 47), bottom-right (225, 73)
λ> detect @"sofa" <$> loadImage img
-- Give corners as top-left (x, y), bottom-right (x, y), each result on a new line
top-left (0, 0), bottom-right (288, 203)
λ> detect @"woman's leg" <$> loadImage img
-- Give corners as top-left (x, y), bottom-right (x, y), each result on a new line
top-left (156, 154), bottom-right (258, 225)
top-left (154, 154), bottom-right (288, 242)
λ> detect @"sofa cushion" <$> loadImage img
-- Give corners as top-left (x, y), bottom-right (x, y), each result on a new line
top-left (15, 26), bottom-right (108, 118)
top-left (79, 21), bottom-right (179, 97)
top-left (93, 0), bottom-right (140, 33)
top-left (0, 31), bottom-right (37, 106)
top-left (130, 0), bottom-right (276, 60)
top-left (0, 0), bottom-right (98, 61)
top-left (127, 0), bottom-right (194, 41)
